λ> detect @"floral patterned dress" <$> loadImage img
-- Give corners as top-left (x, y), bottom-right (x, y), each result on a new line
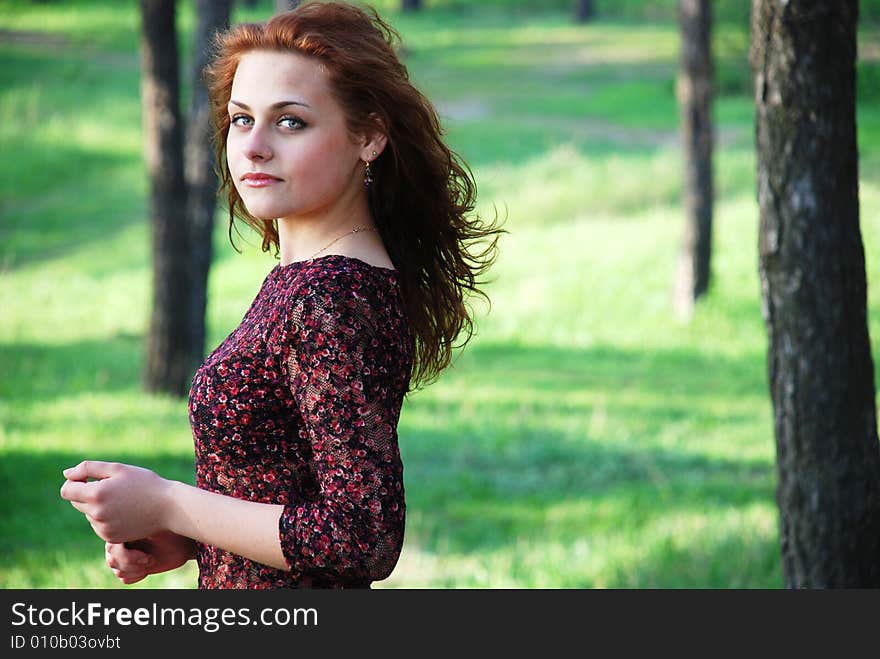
top-left (187, 255), bottom-right (413, 588)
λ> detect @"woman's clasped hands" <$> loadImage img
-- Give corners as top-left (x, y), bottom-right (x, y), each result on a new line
top-left (60, 460), bottom-right (195, 584)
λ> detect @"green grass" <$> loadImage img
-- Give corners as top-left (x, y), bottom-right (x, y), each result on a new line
top-left (2, 0), bottom-right (879, 589)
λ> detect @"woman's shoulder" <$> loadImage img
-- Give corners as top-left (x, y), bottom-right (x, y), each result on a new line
top-left (262, 255), bottom-right (410, 364)
top-left (269, 254), bottom-right (405, 326)
top-left (272, 254), bottom-right (399, 296)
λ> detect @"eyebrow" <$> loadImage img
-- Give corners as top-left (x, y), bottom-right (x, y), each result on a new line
top-left (229, 99), bottom-right (311, 110)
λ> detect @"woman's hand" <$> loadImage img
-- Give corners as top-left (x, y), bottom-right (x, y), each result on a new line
top-left (60, 461), bottom-right (173, 544)
top-left (105, 532), bottom-right (198, 585)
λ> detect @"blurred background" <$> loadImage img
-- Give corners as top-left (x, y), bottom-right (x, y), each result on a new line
top-left (1, 0), bottom-right (878, 588)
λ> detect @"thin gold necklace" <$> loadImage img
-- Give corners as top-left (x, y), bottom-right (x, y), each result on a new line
top-left (307, 225), bottom-right (377, 261)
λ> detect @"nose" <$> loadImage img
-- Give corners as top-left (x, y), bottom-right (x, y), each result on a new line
top-left (243, 125), bottom-right (272, 162)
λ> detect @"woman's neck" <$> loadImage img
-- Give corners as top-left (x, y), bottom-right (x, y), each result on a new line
top-left (276, 203), bottom-right (375, 266)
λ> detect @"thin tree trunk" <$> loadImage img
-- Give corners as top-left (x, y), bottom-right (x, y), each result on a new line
top-left (401, 0), bottom-right (422, 12)
top-left (274, 0), bottom-right (300, 12)
top-left (141, 0), bottom-right (190, 395)
top-left (674, 0), bottom-right (713, 319)
top-left (752, 0), bottom-right (880, 587)
top-left (184, 0), bottom-right (231, 384)
top-left (574, 0), bottom-right (594, 23)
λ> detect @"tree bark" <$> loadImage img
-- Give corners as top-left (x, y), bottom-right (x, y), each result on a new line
top-left (401, 0), bottom-right (422, 12)
top-left (141, 0), bottom-right (190, 395)
top-left (274, 0), bottom-right (300, 12)
top-left (752, 0), bottom-right (880, 587)
top-left (674, 0), bottom-right (713, 319)
top-left (574, 0), bottom-right (594, 23)
top-left (184, 0), bottom-right (231, 385)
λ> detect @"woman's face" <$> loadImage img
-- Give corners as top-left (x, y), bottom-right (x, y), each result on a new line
top-left (226, 50), bottom-right (369, 223)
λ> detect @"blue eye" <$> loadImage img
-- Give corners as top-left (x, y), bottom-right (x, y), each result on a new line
top-left (230, 114), bottom-right (252, 127)
top-left (279, 115), bottom-right (306, 130)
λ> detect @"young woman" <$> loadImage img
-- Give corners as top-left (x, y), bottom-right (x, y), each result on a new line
top-left (60, 1), bottom-right (501, 589)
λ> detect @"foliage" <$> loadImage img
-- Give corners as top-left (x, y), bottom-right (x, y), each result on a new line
top-left (367, 0), bottom-right (880, 24)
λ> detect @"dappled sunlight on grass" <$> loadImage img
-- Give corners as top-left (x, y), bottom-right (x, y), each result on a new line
top-left (476, 144), bottom-right (683, 219)
top-left (598, 504), bottom-right (780, 588)
top-left (3, 391), bottom-right (191, 454)
top-left (2, 546), bottom-right (201, 590)
top-left (1, 261), bottom-right (149, 342)
top-left (386, 502), bottom-right (779, 588)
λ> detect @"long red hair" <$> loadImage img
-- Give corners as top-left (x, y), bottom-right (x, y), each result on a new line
top-left (205, 1), bottom-right (504, 391)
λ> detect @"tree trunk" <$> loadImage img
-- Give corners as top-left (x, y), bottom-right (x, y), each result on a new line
top-left (401, 0), bottom-right (422, 12)
top-left (752, 0), bottom-right (880, 587)
top-left (184, 0), bottom-right (231, 384)
top-left (574, 0), bottom-right (594, 23)
top-left (674, 0), bottom-right (713, 319)
top-left (274, 0), bottom-right (300, 12)
top-left (141, 0), bottom-right (190, 396)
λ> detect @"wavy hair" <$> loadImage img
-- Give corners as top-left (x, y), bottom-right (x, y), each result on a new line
top-left (205, 1), bottom-right (504, 391)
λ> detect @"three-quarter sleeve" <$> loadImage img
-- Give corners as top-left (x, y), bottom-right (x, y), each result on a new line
top-left (277, 274), bottom-right (407, 583)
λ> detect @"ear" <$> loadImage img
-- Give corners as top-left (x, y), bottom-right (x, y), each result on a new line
top-left (358, 114), bottom-right (388, 162)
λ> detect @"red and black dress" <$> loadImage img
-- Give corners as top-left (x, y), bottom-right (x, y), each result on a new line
top-left (187, 255), bottom-right (413, 588)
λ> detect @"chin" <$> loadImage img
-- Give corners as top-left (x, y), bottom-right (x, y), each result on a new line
top-left (244, 210), bottom-right (278, 221)
top-left (241, 202), bottom-right (292, 221)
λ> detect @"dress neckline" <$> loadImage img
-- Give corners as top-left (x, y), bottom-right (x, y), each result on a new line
top-left (272, 253), bottom-right (398, 275)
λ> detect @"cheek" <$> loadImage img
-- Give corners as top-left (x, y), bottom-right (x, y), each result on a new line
top-left (290, 139), bottom-right (332, 170)
top-left (295, 139), bottom-right (357, 184)
top-left (226, 133), bottom-right (242, 168)
top-left (229, 176), bottom-right (245, 202)
top-left (304, 129), bottom-right (356, 164)
top-left (225, 151), bottom-right (243, 192)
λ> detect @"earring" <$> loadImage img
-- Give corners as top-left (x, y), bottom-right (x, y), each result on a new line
top-left (363, 159), bottom-right (374, 189)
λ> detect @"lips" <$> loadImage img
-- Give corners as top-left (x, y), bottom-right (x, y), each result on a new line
top-left (241, 172), bottom-right (282, 187)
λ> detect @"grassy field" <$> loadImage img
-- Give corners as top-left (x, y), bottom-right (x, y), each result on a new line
top-left (1, 0), bottom-right (879, 588)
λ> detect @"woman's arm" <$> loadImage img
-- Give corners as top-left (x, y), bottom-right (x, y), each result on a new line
top-left (165, 478), bottom-right (288, 570)
top-left (274, 274), bottom-right (407, 580)
top-left (60, 461), bottom-right (289, 571)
